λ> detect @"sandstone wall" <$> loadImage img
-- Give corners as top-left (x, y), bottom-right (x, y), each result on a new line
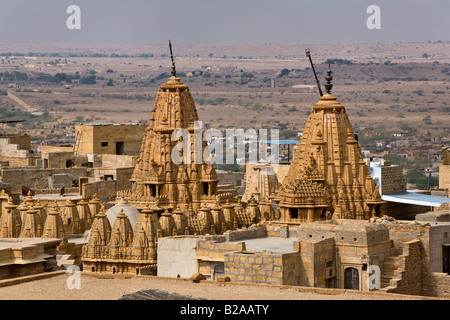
top-left (224, 250), bottom-right (300, 286)
top-left (0, 167), bottom-right (88, 192)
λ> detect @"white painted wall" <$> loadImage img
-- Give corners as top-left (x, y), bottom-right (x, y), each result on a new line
top-left (157, 237), bottom-right (198, 279)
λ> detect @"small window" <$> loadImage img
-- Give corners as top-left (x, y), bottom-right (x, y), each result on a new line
top-left (101, 142), bottom-right (108, 147)
top-left (289, 208), bottom-right (299, 219)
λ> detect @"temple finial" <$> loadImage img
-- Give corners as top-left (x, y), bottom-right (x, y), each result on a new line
top-left (324, 64), bottom-right (333, 94)
top-left (169, 40), bottom-right (176, 77)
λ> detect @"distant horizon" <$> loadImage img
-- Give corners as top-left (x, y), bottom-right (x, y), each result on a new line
top-left (0, 0), bottom-right (448, 46)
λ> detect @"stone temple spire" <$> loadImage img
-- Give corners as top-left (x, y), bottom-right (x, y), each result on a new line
top-left (126, 50), bottom-right (218, 211)
top-left (278, 67), bottom-right (383, 223)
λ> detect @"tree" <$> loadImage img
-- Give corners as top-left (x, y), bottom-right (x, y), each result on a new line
top-left (106, 78), bottom-right (114, 86)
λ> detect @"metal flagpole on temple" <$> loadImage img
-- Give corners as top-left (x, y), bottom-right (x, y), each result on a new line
top-left (305, 48), bottom-right (323, 97)
top-left (169, 40), bottom-right (177, 77)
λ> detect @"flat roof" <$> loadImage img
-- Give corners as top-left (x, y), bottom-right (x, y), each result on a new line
top-left (228, 237), bottom-right (296, 253)
top-left (382, 192), bottom-right (450, 207)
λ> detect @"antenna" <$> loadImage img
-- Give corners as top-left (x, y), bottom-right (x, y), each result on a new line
top-left (305, 48), bottom-right (323, 97)
top-left (169, 40), bottom-right (176, 77)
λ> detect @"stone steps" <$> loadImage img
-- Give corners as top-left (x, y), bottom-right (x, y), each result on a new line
top-left (380, 255), bottom-right (403, 289)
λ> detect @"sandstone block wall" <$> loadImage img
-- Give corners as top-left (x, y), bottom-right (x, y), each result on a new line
top-left (0, 156), bottom-right (32, 167)
top-left (5, 135), bottom-right (31, 151)
top-left (265, 224), bottom-right (295, 238)
top-left (223, 225), bottom-right (267, 242)
top-left (0, 167), bottom-right (88, 192)
top-left (381, 201), bottom-right (430, 220)
top-left (0, 138), bottom-right (28, 158)
top-left (388, 240), bottom-right (423, 296)
top-left (385, 222), bottom-right (432, 296)
top-left (75, 124), bottom-right (145, 156)
top-left (82, 180), bottom-right (117, 202)
top-left (429, 272), bottom-right (450, 298)
top-left (381, 165), bottom-right (406, 194)
top-left (94, 167), bottom-right (133, 191)
top-left (439, 165), bottom-right (450, 191)
top-left (101, 154), bottom-right (136, 167)
top-left (298, 238), bottom-right (335, 287)
top-left (224, 250), bottom-right (301, 286)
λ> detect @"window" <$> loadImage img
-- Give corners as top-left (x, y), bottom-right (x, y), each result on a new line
top-left (290, 208), bottom-right (299, 219)
top-left (149, 184), bottom-right (157, 197)
top-left (202, 182), bottom-right (209, 195)
top-left (101, 142), bottom-right (108, 147)
top-left (116, 141), bottom-right (124, 155)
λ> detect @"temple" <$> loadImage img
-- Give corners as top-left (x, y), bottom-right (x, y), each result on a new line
top-left (277, 67), bottom-right (384, 223)
top-left (118, 46), bottom-right (227, 212)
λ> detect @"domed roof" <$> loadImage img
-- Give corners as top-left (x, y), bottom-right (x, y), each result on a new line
top-left (105, 198), bottom-right (140, 231)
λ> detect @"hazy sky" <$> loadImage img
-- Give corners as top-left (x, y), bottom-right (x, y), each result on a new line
top-left (0, 0), bottom-right (448, 45)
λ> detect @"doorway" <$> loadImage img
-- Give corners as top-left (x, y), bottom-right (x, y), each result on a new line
top-left (116, 141), bottom-right (124, 155)
top-left (289, 208), bottom-right (299, 219)
top-left (443, 245), bottom-right (450, 274)
top-left (344, 267), bottom-right (359, 290)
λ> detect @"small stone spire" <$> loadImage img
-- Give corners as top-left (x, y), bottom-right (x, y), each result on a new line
top-left (169, 40), bottom-right (176, 77)
top-left (324, 64), bottom-right (333, 94)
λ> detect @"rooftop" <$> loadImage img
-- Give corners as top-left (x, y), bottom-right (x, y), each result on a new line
top-left (382, 192), bottom-right (450, 207)
top-left (228, 236), bottom-right (296, 253)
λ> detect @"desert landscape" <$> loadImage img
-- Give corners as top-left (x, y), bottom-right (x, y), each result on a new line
top-left (0, 41), bottom-right (448, 184)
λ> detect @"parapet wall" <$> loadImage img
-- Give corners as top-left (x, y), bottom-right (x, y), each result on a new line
top-left (224, 250), bottom-right (301, 286)
top-left (387, 240), bottom-right (423, 296)
top-left (223, 224), bottom-right (267, 242)
top-left (0, 167), bottom-right (88, 192)
top-left (429, 272), bottom-right (450, 298)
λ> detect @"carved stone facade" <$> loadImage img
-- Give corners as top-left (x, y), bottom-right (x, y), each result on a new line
top-left (82, 74), bottom-right (261, 274)
top-left (278, 72), bottom-right (383, 223)
top-left (119, 75), bottom-right (221, 212)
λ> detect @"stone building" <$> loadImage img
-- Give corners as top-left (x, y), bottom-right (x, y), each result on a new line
top-left (81, 203), bottom-right (158, 275)
top-left (156, 218), bottom-right (450, 297)
top-left (277, 68), bottom-right (383, 223)
top-left (242, 161), bottom-right (279, 203)
top-left (81, 61), bottom-right (260, 274)
top-left (368, 159), bottom-right (449, 219)
top-left (119, 73), bottom-right (224, 212)
top-left (74, 123), bottom-right (146, 156)
top-left (0, 238), bottom-right (61, 280)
